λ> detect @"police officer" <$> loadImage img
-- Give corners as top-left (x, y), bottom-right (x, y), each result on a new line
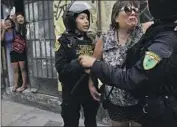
top-left (79, 0), bottom-right (177, 127)
top-left (55, 2), bottom-right (99, 127)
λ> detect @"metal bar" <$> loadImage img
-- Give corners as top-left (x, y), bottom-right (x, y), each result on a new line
top-left (31, 57), bottom-right (52, 59)
top-left (32, 0), bottom-right (38, 77)
top-left (1, 46), bottom-right (9, 89)
top-left (26, 39), bottom-right (55, 41)
top-left (1, 5), bottom-right (4, 19)
top-left (47, 0), bottom-right (54, 78)
top-left (97, 0), bottom-right (102, 36)
top-left (42, 0), bottom-right (49, 78)
top-left (27, 0), bottom-right (34, 77)
top-left (37, 1), bottom-right (43, 77)
top-left (27, 18), bottom-right (53, 22)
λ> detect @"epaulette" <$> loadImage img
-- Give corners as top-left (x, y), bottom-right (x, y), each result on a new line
top-left (59, 33), bottom-right (77, 49)
top-left (58, 33), bottom-right (72, 45)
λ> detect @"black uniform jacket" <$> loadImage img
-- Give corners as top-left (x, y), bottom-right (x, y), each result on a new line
top-left (91, 27), bottom-right (177, 96)
top-left (55, 33), bottom-right (95, 92)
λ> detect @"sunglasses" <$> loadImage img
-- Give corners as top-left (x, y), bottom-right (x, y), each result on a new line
top-left (120, 6), bottom-right (139, 14)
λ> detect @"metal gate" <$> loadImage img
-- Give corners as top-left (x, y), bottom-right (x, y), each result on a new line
top-left (24, 0), bottom-right (58, 96)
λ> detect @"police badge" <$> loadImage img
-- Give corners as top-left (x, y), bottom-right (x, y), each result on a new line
top-left (143, 51), bottom-right (161, 70)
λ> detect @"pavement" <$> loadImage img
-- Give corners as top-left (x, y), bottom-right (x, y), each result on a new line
top-left (1, 100), bottom-right (107, 126)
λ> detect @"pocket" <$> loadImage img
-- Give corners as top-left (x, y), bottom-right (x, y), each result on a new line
top-left (164, 96), bottom-right (177, 121)
top-left (146, 95), bottom-right (177, 122)
top-left (146, 96), bottom-right (165, 118)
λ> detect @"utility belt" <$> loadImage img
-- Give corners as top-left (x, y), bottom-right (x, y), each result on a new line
top-left (141, 94), bottom-right (177, 124)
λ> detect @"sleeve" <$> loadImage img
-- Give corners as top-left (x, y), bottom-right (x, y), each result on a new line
top-left (93, 38), bottom-right (103, 59)
top-left (55, 37), bottom-right (84, 81)
top-left (90, 34), bottom-right (175, 91)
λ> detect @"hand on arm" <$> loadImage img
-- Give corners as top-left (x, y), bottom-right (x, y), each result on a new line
top-left (55, 41), bottom-right (84, 78)
top-left (93, 38), bottom-right (103, 59)
top-left (88, 76), bottom-right (101, 101)
top-left (81, 38), bottom-right (103, 73)
top-left (87, 38), bottom-right (103, 101)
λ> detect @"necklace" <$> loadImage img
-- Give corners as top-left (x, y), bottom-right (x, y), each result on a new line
top-left (117, 31), bottom-right (130, 46)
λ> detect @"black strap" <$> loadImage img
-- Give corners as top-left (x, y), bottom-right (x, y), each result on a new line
top-left (104, 85), bottom-right (114, 99)
top-left (100, 85), bottom-right (114, 103)
top-left (58, 33), bottom-right (77, 55)
top-left (70, 74), bottom-right (88, 95)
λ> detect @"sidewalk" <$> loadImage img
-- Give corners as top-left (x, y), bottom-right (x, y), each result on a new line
top-left (1, 100), bottom-right (106, 126)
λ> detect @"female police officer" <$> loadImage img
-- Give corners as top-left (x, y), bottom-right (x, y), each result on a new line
top-left (55, 2), bottom-right (99, 127)
top-left (79, 0), bottom-right (177, 127)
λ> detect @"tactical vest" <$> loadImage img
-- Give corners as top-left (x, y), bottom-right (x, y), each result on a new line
top-left (60, 33), bottom-right (94, 59)
top-left (59, 32), bottom-right (98, 93)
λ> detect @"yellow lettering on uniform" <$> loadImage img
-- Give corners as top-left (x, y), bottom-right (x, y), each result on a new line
top-left (76, 45), bottom-right (94, 56)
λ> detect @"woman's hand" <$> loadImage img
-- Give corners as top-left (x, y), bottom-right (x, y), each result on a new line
top-left (1, 22), bottom-right (6, 31)
top-left (89, 84), bottom-right (101, 101)
top-left (2, 23), bottom-right (8, 31)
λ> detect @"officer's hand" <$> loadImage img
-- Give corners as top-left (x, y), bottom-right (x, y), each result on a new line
top-left (78, 55), bottom-right (96, 68)
top-left (89, 84), bottom-right (101, 101)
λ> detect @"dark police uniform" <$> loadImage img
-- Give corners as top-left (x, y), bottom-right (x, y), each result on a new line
top-left (89, 22), bottom-right (177, 127)
top-left (55, 33), bottom-right (99, 127)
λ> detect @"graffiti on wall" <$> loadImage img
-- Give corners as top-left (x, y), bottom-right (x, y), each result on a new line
top-left (53, 0), bottom-right (68, 21)
top-left (53, 0), bottom-right (71, 91)
top-left (53, 0), bottom-right (71, 53)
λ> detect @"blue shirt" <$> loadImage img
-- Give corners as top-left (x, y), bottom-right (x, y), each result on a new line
top-left (4, 30), bottom-right (15, 51)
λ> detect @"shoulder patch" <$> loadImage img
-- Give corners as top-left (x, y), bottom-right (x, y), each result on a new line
top-left (143, 51), bottom-right (162, 70)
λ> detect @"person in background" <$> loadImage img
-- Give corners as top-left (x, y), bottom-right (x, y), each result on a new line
top-left (15, 12), bottom-right (29, 90)
top-left (1, 17), bottom-right (27, 92)
top-left (15, 13), bottom-right (27, 39)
